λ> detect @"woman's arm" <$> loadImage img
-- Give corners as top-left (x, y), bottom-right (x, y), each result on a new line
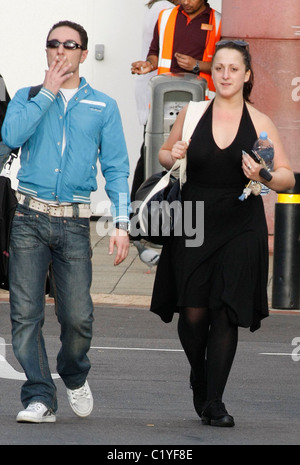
top-left (243, 105), bottom-right (295, 192)
top-left (159, 105), bottom-right (189, 170)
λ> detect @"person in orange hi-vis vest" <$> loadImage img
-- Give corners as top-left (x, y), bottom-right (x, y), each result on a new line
top-left (130, 1), bottom-right (221, 203)
top-left (130, 0), bottom-right (180, 203)
top-left (131, 0), bottom-right (221, 100)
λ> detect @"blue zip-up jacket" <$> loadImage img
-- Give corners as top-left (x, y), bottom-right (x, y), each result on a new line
top-left (1, 77), bottom-right (130, 223)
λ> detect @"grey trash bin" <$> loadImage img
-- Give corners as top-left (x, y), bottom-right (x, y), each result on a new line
top-left (144, 73), bottom-right (207, 178)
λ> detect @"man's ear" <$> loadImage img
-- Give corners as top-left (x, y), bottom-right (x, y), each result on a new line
top-left (80, 49), bottom-right (89, 64)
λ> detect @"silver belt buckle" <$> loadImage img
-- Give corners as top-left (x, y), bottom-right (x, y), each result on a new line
top-left (49, 204), bottom-right (65, 216)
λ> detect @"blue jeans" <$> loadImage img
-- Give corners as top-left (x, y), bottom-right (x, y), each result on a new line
top-left (9, 204), bottom-right (94, 412)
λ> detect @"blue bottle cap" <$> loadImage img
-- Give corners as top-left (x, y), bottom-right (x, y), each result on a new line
top-left (260, 131), bottom-right (268, 140)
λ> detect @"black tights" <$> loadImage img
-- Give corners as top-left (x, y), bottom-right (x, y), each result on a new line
top-left (178, 306), bottom-right (238, 401)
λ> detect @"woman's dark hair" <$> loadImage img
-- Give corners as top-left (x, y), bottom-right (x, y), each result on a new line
top-left (47, 20), bottom-right (88, 50)
top-left (213, 40), bottom-right (254, 103)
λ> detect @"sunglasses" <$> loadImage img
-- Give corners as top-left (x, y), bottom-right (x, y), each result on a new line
top-left (216, 39), bottom-right (249, 48)
top-left (46, 40), bottom-right (86, 50)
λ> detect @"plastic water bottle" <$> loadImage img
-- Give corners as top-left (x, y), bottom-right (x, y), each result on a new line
top-left (252, 131), bottom-right (274, 195)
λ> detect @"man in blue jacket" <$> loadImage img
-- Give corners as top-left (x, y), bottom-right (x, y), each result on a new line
top-left (1, 20), bottom-right (130, 423)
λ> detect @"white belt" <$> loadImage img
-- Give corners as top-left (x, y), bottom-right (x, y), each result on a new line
top-left (16, 193), bottom-right (92, 218)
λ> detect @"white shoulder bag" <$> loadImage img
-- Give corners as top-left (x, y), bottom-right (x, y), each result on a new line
top-left (135, 100), bottom-right (209, 239)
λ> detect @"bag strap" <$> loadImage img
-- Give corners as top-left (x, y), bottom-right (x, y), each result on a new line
top-left (137, 101), bottom-right (209, 231)
top-left (177, 100), bottom-right (210, 187)
top-left (182, 100), bottom-right (209, 143)
top-left (4, 152), bottom-right (18, 172)
top-left (28, 84), bottom-right (43, 100)
top-left (142, 100), bottom-right (209, 194)
top-left (0, 85), bottom-right (43, 177)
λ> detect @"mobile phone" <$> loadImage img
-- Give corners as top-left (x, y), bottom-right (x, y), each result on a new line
top-left (250, 150), bottom-right (262, 164)
top-left (242, 150), bottom-right (260, 164)
top-left (242, 151), bottom-right (273, 182)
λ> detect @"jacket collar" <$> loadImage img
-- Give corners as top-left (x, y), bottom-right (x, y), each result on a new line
top-left (58, 77), bottom-right (91, 110)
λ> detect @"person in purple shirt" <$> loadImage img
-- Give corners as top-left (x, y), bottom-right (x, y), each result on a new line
top-left (131, 0), bottom-right (221, 199)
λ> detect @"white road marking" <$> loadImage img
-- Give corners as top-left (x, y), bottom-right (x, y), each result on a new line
top-left (0, 338), bottom-right (59, 380)
top-left (91, 346), bottom-right (183, 352)
top-left (259, 353), bottom-right (294, 356)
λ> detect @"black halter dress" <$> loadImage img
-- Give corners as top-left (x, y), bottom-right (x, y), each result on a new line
top-left (150, 100), bottom-right (269, 332)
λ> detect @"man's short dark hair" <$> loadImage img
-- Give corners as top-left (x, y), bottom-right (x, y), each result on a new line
top-left (47, 20), bottom-right (88, 50)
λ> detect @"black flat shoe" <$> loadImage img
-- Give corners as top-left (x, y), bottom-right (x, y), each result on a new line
top-left (201, 399), bottom-right (235, 427)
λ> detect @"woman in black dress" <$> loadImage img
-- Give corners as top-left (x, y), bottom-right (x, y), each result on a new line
top-left (150, 40), bottom-right (295, 427)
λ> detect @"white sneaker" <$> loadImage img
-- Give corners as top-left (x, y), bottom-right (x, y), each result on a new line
top-left (67, 380), bottom-right (93, 417)
top-left (16, 402), bottom-right (56, 423)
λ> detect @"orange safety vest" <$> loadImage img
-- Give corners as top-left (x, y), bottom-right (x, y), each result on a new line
top-left (157, 6), bottom-right (221, 98)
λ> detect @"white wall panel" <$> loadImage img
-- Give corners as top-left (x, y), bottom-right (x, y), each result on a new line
top-left (0, 0), bottom-right (222, 213)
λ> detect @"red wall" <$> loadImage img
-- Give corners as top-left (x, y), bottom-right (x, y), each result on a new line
top-left (222, 0), bottom-right (300, 247)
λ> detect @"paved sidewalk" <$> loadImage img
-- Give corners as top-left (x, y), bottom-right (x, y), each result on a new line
top-left (0, 219), bottom-right (296, 313)
top-left (89, 219), bottom-right (157, 308)
top-left (0, 220), bottom-right (157, 308)
top-left (80, 219), bottom-right (276, 310)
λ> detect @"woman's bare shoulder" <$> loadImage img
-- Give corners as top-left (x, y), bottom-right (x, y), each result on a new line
top-left (246, 102), bottom-right (277, 135)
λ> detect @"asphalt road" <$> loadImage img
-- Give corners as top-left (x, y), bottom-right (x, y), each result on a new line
top-left (0, 302), bottom-right (299, 448)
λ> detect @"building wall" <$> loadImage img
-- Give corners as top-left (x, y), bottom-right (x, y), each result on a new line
top-left (0, 0), bottom-right (222, 213)
top-left (222, 0), bottom-right (300, 243)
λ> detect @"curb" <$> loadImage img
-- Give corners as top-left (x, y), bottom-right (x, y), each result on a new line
top-left (0, 291), bottom-right (299, 313)
top-left (0, 291), bottom-right (151, 309)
